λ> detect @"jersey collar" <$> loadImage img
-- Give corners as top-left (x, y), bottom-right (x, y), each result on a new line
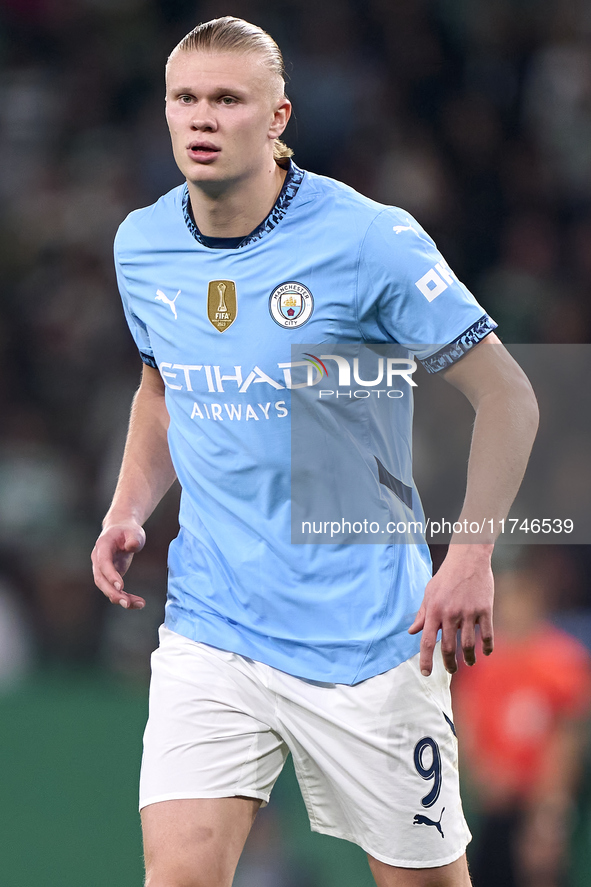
top-left (182, 160), bottom-right (305, 249)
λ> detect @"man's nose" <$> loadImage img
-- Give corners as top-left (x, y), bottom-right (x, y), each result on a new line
top-left (191, 101), bottom-right (217, 131)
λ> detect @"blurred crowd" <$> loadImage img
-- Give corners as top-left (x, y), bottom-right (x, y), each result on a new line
top-left (454, 547), bottom-right (591, 887)
top-left (0, 0), bottom-right (591, 882)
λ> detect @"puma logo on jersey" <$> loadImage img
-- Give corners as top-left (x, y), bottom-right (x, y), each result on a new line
top-left (413, 807), bottom-right (445, 838)
top-left (156, 289), bottom-right (181, 319)
top-left (393, 224), bottom-right (414, 234)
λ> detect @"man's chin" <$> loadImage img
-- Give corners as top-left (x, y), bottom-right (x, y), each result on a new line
top-left (185, 163), bottom-right (222, 180)
top-left (185, 166), bottom-right (246, 195)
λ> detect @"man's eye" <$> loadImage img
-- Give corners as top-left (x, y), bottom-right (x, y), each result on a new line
top-left (221, 96), bottom-right (236, 105)
top-left (180, 95), bottom-right (193, 103)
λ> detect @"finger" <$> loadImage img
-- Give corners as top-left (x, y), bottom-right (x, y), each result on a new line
top-left (93, 534), bottom-right (136, 588)
top-left (419, 618), bottom-right (439, 676)
top-left (92, 562), bottom-right (124, 601)
top-left (117, 592), bottom-right (146, 610)
top-left (461, 621), bottom-right (476, 667)
top-left (478, 613), bottom-right (494, 656)
top-left (92, 528), bottom-right (144, 576)
top-left (440, 622), bottom-right (459, 675)
top-left (110, 589), bottom-right (146, 609)
top-left (121, 527), bottom-right (146, 553)
top-left (93, 549), bottom-right (126, 593)
top-left (91, 527), bottom-right (146, 608)
top-left (408, 604), bottom-right (426, 635)
top-left (122, 535), bottom-right (145, 554)
top-left (113, 530), bottom-right (145, 578)
top-left (91, 551), bottom-right (132, 603)
top-left (112, 550), bottom-right (135, 579)
top-left (92, 567), bottom-right (145, 609)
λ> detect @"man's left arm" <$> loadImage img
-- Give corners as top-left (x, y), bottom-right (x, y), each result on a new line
top-left (409, 332), bottom-right (539, 675)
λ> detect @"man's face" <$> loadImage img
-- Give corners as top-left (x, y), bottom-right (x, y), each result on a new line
top-left (165, 50), bottom-right (290, 189)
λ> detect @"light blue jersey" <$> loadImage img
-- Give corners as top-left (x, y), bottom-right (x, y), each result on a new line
top-left (114, 162), bottom-right (496, 684)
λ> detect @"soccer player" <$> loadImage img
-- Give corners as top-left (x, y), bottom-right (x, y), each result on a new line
top-left (91, 16), bottom-right (538, 887)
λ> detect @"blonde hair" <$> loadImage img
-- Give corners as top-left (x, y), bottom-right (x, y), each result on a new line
top-left (171, 16), bottom-right (293, 161)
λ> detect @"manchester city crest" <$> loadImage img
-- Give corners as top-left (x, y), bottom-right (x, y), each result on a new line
top-left (269, 281), bottom-right (314, 328)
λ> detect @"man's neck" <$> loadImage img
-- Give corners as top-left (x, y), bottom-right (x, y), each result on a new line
top-left (187, 160), bottom-right (288, 239)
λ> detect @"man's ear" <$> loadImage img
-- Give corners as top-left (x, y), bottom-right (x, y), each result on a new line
top-left (269, 97), bottom-right (292, 139)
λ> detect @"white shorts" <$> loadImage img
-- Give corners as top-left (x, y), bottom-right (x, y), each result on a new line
top-left (140, 625), bottom-right (471, 868)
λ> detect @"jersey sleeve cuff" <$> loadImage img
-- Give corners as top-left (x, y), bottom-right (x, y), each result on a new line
top-left (140, 351), bottom-right (157, 369)
top-left (420, 315), bottom-right (497, 374)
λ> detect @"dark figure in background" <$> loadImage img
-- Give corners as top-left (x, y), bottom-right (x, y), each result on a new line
top-left (453, 555), bottom-right (591, 887)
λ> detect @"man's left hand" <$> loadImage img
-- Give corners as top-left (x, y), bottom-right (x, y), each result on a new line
top-left (408, 545), bottom-right (494, 675)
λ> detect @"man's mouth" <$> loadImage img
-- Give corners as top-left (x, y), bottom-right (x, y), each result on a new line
top-left (187, 142), bottom-right (221, 162)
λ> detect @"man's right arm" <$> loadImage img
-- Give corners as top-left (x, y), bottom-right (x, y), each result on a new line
top-left (91, 364), bottom-right (176, 609)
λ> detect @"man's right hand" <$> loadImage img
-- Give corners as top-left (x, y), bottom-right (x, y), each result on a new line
top-left (91, 365), bottom-right (176, 610)
top-left (92, 522), bottom-right (147, 609)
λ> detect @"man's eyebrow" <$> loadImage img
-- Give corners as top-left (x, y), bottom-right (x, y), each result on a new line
top-left (168, 85), bottom-right (249, 96)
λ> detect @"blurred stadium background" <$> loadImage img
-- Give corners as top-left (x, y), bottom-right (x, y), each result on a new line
top-left (1, 0), bottom-right (591, 884)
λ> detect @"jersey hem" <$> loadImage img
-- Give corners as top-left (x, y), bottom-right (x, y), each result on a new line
top-left (164, 613), bottom-right (422, 685)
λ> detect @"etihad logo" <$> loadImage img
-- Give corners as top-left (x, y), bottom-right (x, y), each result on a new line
top-left (190, 401), bottom-right (288, 422)
top-left (155, 288), bottom-right (181, 319)
top-left (208, 280), bottom-right (237, 332)
top-left (158, 355), bottom-right (416, 393)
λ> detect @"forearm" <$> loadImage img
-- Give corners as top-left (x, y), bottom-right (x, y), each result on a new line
top-left (104, 365), bottom-right (177, 528)
top-left (444, 339), bottom-right (539, 546)
top-left (411, 338), bottom-right (539, 673)
top-left (454, 392), bottom-right (538, 545)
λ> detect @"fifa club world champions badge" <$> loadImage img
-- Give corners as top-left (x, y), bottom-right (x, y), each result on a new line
top-left (269, 281), bottom-right (314, 328)
top-left (208, 280), bottom-right (237, 332)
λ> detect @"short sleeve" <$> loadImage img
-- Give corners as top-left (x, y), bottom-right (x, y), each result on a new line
top-left (114, 248), bottom-right (157, 369)
top-left (356, 210), bottom-right (497, 372)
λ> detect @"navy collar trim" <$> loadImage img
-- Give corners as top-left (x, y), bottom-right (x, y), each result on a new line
top-left (182, 160), bottom-right (304, 249)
